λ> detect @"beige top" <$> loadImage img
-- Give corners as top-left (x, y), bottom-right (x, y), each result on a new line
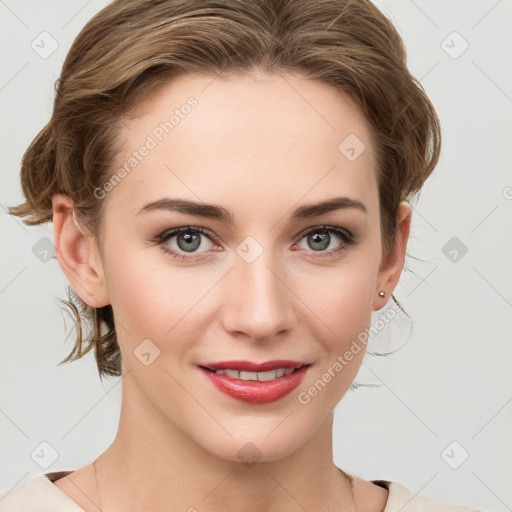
top-left (0, 470), bottom-right (482, 511)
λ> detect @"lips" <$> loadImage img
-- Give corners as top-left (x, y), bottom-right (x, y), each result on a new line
top-left (199, 360), bottom-right (307, 372)
top-left (198, 360), bottom-right (311, 404)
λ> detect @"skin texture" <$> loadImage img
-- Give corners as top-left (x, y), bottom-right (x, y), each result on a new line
top-left (51, 71), bottom-right (411, 512)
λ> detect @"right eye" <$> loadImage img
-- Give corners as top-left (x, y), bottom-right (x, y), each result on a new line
top-left (154, 226), bottom-right (220, 261)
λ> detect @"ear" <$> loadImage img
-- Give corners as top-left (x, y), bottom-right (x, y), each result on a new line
top-left (52, 194), bottom-right (110, 308)
top-left (373, 201), bottom-right (412, 311)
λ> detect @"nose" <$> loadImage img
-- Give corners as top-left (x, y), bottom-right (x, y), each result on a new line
top-left (221, 248), bottom-right (295, 342)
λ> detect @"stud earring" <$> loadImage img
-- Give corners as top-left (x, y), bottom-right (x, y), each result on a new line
top-left (378, 291), bottom-right (385, 297)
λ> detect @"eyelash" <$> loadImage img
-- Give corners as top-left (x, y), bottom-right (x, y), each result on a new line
top-left (153, 225), bottom-right (357, 262)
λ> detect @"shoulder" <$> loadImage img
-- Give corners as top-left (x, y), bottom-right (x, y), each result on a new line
top-left (0, 470), bottom-right (83, 512)
top-left (381, 480), bottom-right (484, 512)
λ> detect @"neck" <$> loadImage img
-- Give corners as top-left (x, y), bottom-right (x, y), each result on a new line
top-left (94, 374), bottom-right (358, 512)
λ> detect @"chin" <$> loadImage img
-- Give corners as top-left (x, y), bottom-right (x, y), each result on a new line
top-left (193, 419), bottom-right (315, 466)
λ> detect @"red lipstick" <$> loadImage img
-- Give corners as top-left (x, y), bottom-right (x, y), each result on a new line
top-left (200, 360), bottom-right (306, 372)
top-left (198, 360), bottom-right (311, 404)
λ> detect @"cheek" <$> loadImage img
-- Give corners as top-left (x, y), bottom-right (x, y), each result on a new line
top-left (297, 258), bottom-right (377, 333)
top-left (295, 275), bottom-right (374, 422)
top-left (293, 252), bottom-right (378, 393)
top-left (103, 247), bottom-right (220, 355)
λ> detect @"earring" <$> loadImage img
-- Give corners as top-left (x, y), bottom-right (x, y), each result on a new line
top-left (378, 291), bottom-right (385, 297)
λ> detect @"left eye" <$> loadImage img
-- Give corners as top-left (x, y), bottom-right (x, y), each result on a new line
top-left (294, 226), bottom-right (355, 255)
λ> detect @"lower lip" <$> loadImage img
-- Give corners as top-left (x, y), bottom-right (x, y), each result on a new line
top-left (200, 366), bottom-right (310, 404)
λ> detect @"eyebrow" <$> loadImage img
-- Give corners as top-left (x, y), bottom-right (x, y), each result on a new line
top-left (136, 196), bottom-right (367, 222)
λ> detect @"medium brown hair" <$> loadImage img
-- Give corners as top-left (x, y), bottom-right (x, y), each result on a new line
top-left (8, 0), bottom-right (441, 379)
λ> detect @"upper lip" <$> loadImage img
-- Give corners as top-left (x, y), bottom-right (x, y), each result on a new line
top-left (198, 360), bottom-right (309, 372)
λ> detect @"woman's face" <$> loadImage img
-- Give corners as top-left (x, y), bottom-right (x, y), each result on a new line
top-left (70, 71), bottom-right (409, 462)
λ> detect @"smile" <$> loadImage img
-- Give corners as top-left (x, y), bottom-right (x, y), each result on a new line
top-left (198, 360), bottom-right (312, 404)
top-left (207, 367), bottom-right (296, 381)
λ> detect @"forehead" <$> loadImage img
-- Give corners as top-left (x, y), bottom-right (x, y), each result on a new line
top-left (105, 72), bottom-right (379, 223)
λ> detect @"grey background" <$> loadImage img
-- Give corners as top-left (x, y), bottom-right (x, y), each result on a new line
top-left (1, 1), bottom-right (511, 510)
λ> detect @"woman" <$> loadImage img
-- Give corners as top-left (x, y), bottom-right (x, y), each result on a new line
top-left (1, 0), bottom-right (483, 510)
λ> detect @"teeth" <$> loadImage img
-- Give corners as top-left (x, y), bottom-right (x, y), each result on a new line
top-left (213, 367), bottom-right (296, 381)
top-left (240, 371), bottom-right (258, 380)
